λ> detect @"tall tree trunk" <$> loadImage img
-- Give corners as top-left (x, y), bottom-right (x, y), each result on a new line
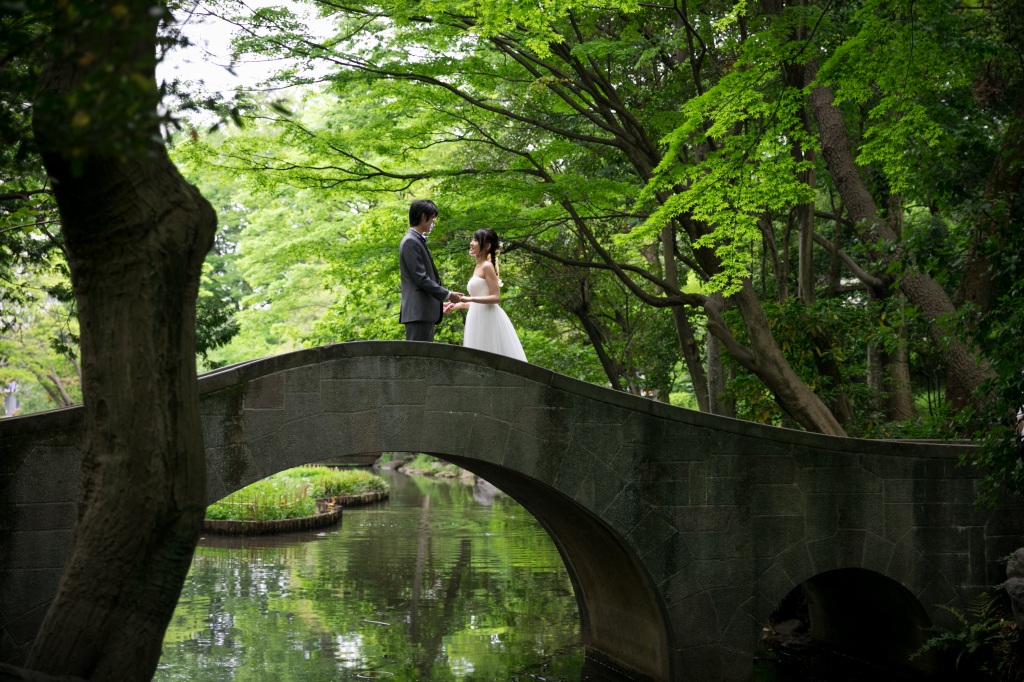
top-left (27, 2), bottom-right (217, 679)
top-left (958, 88), bottom-right (1024, 317)
top-left (662, 225), bottom-right (710, 411)
top-left (807, 63), bottom-right (995, 412)
top-left (705, 307), bottom-right (734, 418)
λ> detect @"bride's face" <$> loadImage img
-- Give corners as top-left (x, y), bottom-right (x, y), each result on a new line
top-left (469, 238), bottom-right (480, 256)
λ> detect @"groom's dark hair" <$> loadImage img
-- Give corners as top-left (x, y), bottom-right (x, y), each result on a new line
top-left (409, 199), bottom-right (438, 227)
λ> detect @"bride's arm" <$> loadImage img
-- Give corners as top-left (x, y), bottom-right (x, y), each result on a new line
top-left (462, 263), bottom-right (501, 304)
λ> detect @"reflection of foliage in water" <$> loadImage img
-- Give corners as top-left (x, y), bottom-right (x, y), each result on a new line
top-left (158, 472), bottom-right (582, 681)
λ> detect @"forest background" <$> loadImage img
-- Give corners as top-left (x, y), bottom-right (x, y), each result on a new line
top-left (4, 0), bottom-right (1024, 493)
top-left (3, 0), bottom-right (1024, 677)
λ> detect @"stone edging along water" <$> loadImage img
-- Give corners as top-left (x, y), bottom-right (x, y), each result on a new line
top-left (202, 490), bottom-right (389, 536)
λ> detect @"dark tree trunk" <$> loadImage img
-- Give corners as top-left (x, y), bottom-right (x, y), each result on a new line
top-left (705, 308), bottom-right (734, 418)
top-left (731, 281), bottom-right (845, 435)
top-left (959, 89), bottom-right (1024, 317)
top-left (26, 2), bottom-right (217, 679)
top-left (807, 63), bottom-right (995, 412)
top-left (661, 226), bottom-right (710, 411)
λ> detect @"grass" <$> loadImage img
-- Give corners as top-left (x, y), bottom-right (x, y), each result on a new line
top-left (205, 465), bottom-right (388, 522)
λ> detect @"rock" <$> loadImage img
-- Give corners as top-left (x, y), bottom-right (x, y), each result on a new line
top-left (1004, 548), bottom-right (1024, 630)
top-left (1006, 547), bottom-right (1024, 580)
top-left (772, 618), bottom-right (807, 636)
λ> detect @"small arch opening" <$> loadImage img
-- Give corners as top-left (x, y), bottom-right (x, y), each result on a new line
top-left (762, 568), bottom-right (937, 679)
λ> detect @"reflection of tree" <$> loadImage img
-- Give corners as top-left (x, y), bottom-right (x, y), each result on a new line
top-left (158, 475), bottom-right (582, 681)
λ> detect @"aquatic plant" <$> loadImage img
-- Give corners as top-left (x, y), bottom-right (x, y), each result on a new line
top-left (205, 466), bottom-right (388, 522)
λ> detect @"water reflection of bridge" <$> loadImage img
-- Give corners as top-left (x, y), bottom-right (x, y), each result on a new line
top-left (4, 341), bottom-right (1022, 681)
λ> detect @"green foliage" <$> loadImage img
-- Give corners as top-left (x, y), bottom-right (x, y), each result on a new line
top-left (205, 465), bottom-right (388, 521)
top-left (402, 454), bottom-right (467, 478)
top-left (914, 592), bottom-right (1023, 680)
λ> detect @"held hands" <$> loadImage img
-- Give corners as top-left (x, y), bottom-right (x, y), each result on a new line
top-left (449, 291), bottom-right (464, 303)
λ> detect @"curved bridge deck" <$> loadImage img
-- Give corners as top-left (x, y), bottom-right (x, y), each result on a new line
top-left (2, 341), bottom-right (1022, 680)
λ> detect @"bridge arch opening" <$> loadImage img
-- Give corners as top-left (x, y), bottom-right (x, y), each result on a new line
top-left (768, 567), bottom-right (937, 676)
top-left (204, 452), bottom-right (673, 681)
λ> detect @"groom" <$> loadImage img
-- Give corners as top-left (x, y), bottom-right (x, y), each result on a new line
top-left (399, 199), bottom-right (462, 341)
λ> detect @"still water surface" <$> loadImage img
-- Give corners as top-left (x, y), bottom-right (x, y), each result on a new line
top-left (155, 469), bottom-right (879, 681)
top-left (156, 470), bottom-right (583, 681)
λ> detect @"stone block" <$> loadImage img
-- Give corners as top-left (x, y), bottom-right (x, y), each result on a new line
top-left (887, 539), bottom-right (937, 592)
top-left (658, 560), bottom-right (702, 603)
top-left (884, 503), bottom-right (914, 542)
top-left (718, 599), bottom-right (758, 653)
top-left (834, 529), bottom-right (867, 567)
top-left (424, 384), bottom-right (493, 414)
top-left (282, 364), bottom-right (320, 393)
top-left (602, 483), bottom-right (649, 535)
top-left (692, 560), bottom-right (754, 590)
top-left (883, 478), bottom-right (928, 504)
top-left (796, 466), bottom-right (882, 494)
top-left (3, 504), bottom-right (75, 533)
top-left (751, 516), bottom-right (805, 558)
top-left (806, 536), bottom-right (837, 574)
top-left (738, 457), bottom-right (797, 485)
top-left (349, 409), bottom-right (381, 455)
top-left (378, 404), bottom-right (426, 453)
top-left (924, 478), bottom-right (978, 502)
top-left (241, 407), bottom-right (287, 442)
top-left (671, 506), bottom-right (734, 533)
top-left (283, 391), bottom-right (324, 419)
top-left (243, 373), bottom-right (285, 410)
top-left (572, 396), bottom-right (632, 425)
top-left (419, 410), bottom-right (473, 459)
top-left (502, 430), bottom-right (566, 485)
top-left (675, 645), bottom-right (721, 682)
top-left (707, 477), bottom-right (741, 506)
top-left (646, 477), bottom-right (689, 507)
top-left (2, 601), bottom-right (49, 647)
top-left (804, 494), bottom-right (837, 540)
top-left (755, 562), bottom-right (798, 608)
top-left (629, 512), bottom-right (679, 560)
top-left (640, 534), bottom-right (692, 587)
top-left (749, 484), bottom-right (804, 517)
top-left (0, 567), bottom-right (61, 619)
top-left (777, 542), bottom-right (815, 586)
top-left (836, 493), bottom-right (884, 535)
top-left (510, 406), bottom-right (573, 443)
top-left (462, 413), bottom-right (510, 464)
top-left (917, 571), bottom-right (959, 611)
top-left (10, 447), bottom-right (82, 505)
top-left (690, 461), bottom-right (708, 506)
top-left (862, 532), bottom-right (894, 575)
top-left (570, 422), bottom-right (623, 461)
top-left (200, 387), bottom-right (244, 416)
top-left (3, 531), bottom-right (71, 570)
top-left (669, 590), bottom-right (721, 645)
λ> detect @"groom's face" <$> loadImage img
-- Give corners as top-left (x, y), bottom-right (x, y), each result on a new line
top-left (415, 213), bottom-right (437, 235)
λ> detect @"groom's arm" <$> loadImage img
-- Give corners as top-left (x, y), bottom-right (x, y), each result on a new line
top-left (400, 239), bottom-right (450, 301)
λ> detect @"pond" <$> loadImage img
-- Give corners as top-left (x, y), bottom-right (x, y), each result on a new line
top-left (156, 469), bottom-right (584, 681)
top-left (156, 467), bottom-right (900, 681)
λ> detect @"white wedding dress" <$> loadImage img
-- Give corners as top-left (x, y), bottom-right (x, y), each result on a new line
top-left (463, 276), bottom-right (527, 361)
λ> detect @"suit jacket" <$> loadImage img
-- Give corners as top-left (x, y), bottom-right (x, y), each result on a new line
top-left (399, 228), bottom-right (450, 324)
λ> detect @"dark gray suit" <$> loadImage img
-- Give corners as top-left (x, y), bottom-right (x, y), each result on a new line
top-left (399, 228), bottom-right (450, 341)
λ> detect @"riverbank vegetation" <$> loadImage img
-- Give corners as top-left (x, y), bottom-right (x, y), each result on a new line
top-left (206, 466), bottom-right (388, 522)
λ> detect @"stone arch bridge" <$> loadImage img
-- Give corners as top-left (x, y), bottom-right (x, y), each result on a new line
top-left (2, 341), bottom-right (1022, 681)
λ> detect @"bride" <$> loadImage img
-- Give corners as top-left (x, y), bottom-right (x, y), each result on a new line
top-left (447, 228), bottom-right (527, 361)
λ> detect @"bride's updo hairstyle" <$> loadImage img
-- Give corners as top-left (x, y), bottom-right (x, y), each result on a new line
top-left (473, 228), bottom-right (501, 271)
